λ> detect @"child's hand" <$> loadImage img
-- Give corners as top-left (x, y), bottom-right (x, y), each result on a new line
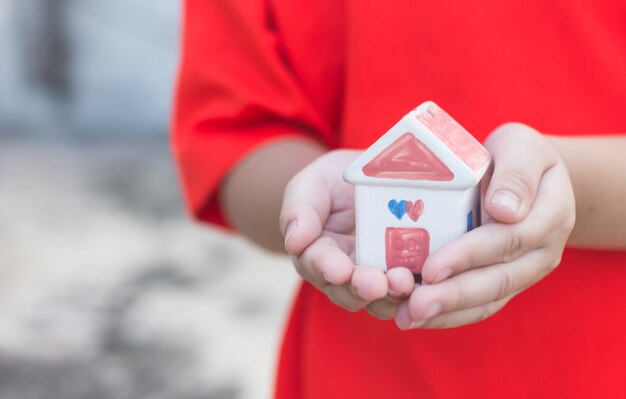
top-left (280, 150), bottom-right (416, 319)
top-left (395, 123), bottom-right (576, 329)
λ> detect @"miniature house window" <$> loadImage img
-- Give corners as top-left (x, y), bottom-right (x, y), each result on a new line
top-left (467, 211), bottom-right (474, 232)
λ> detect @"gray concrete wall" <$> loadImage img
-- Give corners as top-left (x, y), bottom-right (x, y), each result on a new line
top-left (0, 0), bottom-right (179, 137)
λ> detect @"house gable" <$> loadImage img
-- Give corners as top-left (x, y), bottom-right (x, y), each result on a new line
top-left (362, 133), bottom-right (454, 181)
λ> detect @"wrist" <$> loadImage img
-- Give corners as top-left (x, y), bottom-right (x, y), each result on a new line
top-left (220, 137), bottom-right (327, 252)
top-left (546, 134), bottom-right (626, 249)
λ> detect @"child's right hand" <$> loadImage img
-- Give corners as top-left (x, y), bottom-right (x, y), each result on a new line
top-left (395, 123), bottom-right (576, 329)
top-left (279, 150), bottom-right (416, 319)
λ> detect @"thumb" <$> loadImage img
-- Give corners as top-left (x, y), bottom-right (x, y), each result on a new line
top-left (279, 173), bottom-right (330, 256)
top-left (483, 123), bottom-right (557, 224)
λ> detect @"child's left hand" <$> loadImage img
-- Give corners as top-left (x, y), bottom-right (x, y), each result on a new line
top-left (395, 123), bottom-right (576, 329)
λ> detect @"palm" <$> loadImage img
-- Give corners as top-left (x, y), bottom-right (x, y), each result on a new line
top-left (317, 151), bottom-right (359, 260)
top-left (281, 148), bottom-right (417, 318)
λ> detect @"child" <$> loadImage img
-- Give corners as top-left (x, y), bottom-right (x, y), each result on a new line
top-left (173, 1), bottom-right (626, 397)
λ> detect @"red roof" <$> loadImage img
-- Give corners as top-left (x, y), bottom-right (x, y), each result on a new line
top-left (415, 103), bottom-right (489, 173)
top-left (344, 102), bottom-right (490, 188)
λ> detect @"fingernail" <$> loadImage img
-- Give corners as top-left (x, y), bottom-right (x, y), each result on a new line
top-left (490, 189), bottom-right (521, 214)
top-left (284, 219), bottom-right (298, 246)
top-left (424, 302), bottom-right (442, 319)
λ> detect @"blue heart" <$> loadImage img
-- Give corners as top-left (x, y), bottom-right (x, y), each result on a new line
top-left (388, 199), bottom-right (407, 220)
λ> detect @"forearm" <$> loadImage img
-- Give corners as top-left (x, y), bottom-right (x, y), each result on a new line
top-left (549, 135), bottom-right (626, 250)
top-left (220, 137), bottom-right (327, 252)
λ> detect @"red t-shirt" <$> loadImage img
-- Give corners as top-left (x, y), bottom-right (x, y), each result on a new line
top-left (172, 1), bottom-right (626, 397)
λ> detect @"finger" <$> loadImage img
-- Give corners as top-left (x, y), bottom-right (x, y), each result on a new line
top-left (366, 267), bottom-right (416, 320)
top-left (422, 161), bottom-right (574, 284)
top-left (324, 266), bottom-right (387, 312)
top-left (395, 295), bottom-right (512, 330)
top-left (295, 236), bottom-right (354, 288)
top-left (387, 267), bottom-right (417, 298)
top-left (407, 249), bottom-right (554, 321)
top-left (351, 266), bottom-right (388, 301)
top-left (366, 299), bottom-right (400, 320)
top-left (421, 222), bottom-right (543, 284)
top-left (280, 173), bottom-right (330, 256)
top-left (483, 123), bottom-right (558, 224)
top-left (325, 284), bottom-right (369, 312)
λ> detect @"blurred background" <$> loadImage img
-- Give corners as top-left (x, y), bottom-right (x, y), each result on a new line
top-left (0, 1), bottom-right (298, 398)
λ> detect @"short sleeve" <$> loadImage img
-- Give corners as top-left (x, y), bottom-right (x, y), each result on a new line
top-left (171, 0), bottom-right (337, 227)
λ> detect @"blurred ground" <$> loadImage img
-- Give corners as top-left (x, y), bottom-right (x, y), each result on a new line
top-left (0, 137), bottom-right (299, 399)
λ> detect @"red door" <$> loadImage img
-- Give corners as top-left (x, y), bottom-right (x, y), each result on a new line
top-left (385, 227), bottom-right (430, 273)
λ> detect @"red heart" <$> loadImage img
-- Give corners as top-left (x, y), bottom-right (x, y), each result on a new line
top-left (405, 199), bottom-right (424, 221)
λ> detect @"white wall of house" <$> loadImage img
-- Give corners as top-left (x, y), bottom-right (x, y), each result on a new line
top-left (354, 184), bottom-right (479, 271)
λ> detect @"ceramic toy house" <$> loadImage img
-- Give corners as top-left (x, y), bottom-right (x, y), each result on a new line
top-left (343, 101), bottom-right (491, 274)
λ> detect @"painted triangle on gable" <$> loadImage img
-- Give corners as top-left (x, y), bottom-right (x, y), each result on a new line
top-left (362, 133), bottom-right (454, 181)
